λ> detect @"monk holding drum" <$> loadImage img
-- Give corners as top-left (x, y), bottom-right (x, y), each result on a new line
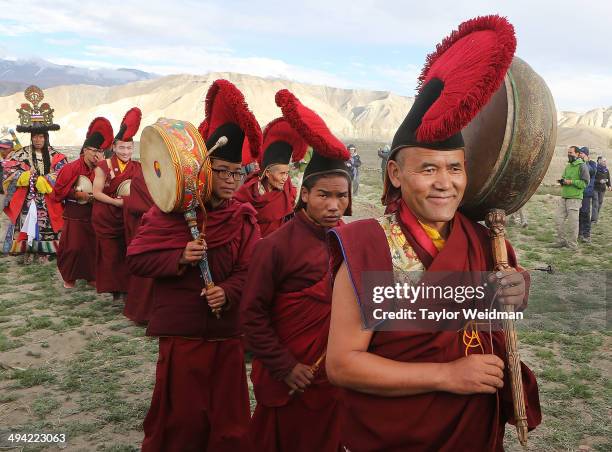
top-left (92, 108), bottom-right (141, 301)
top-left (128, 79), bottom-right (262, 451)
top-left (53, 118), bottom-right (109, 288)
top-left (326, 16), bottom-right (542, 451)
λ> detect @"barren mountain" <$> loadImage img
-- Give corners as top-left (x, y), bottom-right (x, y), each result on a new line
top-left (1, 71), bottom-right (610, 151)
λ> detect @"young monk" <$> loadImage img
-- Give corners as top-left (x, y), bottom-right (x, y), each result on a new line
top-left (234, 116), bottom-right (304, 236)
top-left (127, 79), bottom-right (262, 451)
top-left (241, 89), bottom-right (352, 451)
top-left (54, 118), bottom-right (110, 288)
top-left (91, 108), bottom-right (141, 300)
top-left (325, 16), bottom-right (541, 452)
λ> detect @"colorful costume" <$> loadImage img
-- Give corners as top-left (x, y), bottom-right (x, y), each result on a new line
top-left (2, 86), bottom-right (66, 255)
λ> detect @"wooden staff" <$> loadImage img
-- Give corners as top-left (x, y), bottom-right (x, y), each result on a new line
top-left (485, 209), bottom-right (528, 447)
top-left (288, 351), bottom-right (327, 396)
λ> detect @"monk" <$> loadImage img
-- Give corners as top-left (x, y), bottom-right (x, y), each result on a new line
top-left (122, 169), bottom-right (154, 324)
top-left (54, 119), bottom-right (110, 288)
top-left (127, 79), bottom-right (262, 451)
top-left (241, 90), bottom-right (351, 452)
top-left (234, 117), bottom-right (306, 237)
top-left (92, 108), bottom-right (141, 300)
top-left (325, 16), bottom-right (541, 452)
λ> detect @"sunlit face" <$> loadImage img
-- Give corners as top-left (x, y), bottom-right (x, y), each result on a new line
top-left (301, 174), bottom-right (350, 227)
top-left (264, 164), bottom-right (290, 190)
top-left (567, 147), bottom-right (578, 159)
top-left (114, 140), bottom-right (134, 162)
top-left (211, 158), bottom-right (243, 200)
top-left (82, 146), bottom-right (104, 169)
top-left (31, 133), bottom-right (46, 151)
top-left (387, 147), bottom-right (467, 226)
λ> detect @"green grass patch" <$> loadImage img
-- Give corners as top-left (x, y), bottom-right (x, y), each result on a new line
top-left (10, 367), bottom-right (56, 388)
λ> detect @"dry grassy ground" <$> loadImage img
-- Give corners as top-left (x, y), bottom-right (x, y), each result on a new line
top-left (0, 156), bottom-right (610, 451)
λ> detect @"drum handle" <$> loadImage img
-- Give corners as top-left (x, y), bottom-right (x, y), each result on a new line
top-left (184, 208), bottom-right (222, 320)
top-left (485, 209), bottom-right (528, 447)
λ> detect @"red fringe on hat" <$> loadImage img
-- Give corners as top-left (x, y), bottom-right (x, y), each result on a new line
top-left (416, 15), bottom-right (516, 143)
top-left (87, 117), bottom-right (114, 149)
top-left (262, 117), bottom-right (309, 163)
top-left (203, 79), bottom-right (262, 159)
top-left (119, 107), bottom-right (142, 141)
top-left (197, 119), bottom-right (208, 141)
top-left (275, 89), bottom-right (349, 161)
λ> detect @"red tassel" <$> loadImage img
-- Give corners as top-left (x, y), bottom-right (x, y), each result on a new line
top-left (262, 117), bottom-right (309, 163)
top-left (416, 15), bottom-right (516, 143)
top-left (87, 117), bottom-right (114, 149)
top-left (203, 79), bottom-right (262, 158)
top-left (275, 89), bottom-right (349, 161)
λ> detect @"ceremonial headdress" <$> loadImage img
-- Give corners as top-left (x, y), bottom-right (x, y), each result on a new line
top-left (198, 79), bottom-right (262, 164)
top-left (260, 117), bottom-right (308, 171)
top-left (275, 89), bottom-right (352, 214)
top-left (115, 107), bottom-right (142, 142)
top-left (383, 15), bottom-right (516, 206)
top-left (16, 85), bottom-right (60, 133)
top-left (83, 117), bottom-right (114, 150)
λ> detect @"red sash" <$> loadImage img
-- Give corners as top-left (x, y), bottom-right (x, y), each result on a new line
top-left (250, 277), bottom-right (336, 408)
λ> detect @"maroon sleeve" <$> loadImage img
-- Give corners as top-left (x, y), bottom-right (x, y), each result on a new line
top-left (240, 239), bottom-right (298, 380)
top-left (217, 219), bottom-right (261, 307)
top-left (126, 249), bottom-right (183, 278)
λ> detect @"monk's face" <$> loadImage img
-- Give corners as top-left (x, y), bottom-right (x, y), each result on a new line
top-left (301, 174), bottom-right (349, 227)
top-left (388, 147), bottom-right (467, 226)
top-left (265, 164), bottom-right (290, 190)
top-left (114, 140), bottom-right (134, 162)
top-left (211, 158), bottom-right (243, 200)
top-left (83, 146), bottom-right (104, 169)
top-left (31, 133), bottom-right (46, 151)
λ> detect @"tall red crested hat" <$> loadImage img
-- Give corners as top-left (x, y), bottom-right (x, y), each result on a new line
top-left (83, 117), bottom-right (114, 150)
top-left (275, 89), bottom-right (350, 180)
top-left (275, 89), bottom-right (352, 214)
top-left (260, 117), bottom-right (308, 170)
top-left (115, 107), bottom-right (142, 142)
top-left (384, 14), bottom-right (516, 206)
top-left (198, 79), bottom-right (262, 164)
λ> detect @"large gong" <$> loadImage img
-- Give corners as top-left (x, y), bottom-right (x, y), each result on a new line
top-left (460, 56), bottom-right (557, 220)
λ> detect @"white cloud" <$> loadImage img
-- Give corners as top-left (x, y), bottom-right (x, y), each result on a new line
top-left (1, 0), bottom-right (610, 111)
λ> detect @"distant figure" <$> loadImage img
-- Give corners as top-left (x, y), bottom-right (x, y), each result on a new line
top-left (592, 157), bottom-right (610, 223)
top-left (510, 208), bottom-right (528, 227)
top-left (347, 144), bottom-right (361, 195)
top-left (377, 144), bottom-right (391, 182)
top-left (577, 147), bottom-right (597, 243)
top-left (554, 146), bottom-right (589, 249)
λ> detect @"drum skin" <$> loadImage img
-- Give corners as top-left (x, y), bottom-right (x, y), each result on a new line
top-left (140, 118), bottom-right (212, 213)
top-left (74, 175), bottom-right (93, 205)
top-left (116, 179), bottom-right (131, 198)
top-left (460, 56), bottom-right (557, 221)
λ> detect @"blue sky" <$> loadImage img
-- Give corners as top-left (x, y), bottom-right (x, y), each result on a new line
top-left (1, 0), bottom-right (610, 111)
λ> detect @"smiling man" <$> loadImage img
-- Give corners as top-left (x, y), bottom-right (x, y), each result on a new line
top-left (127, 79), bottom-right (262, 452)
top-left (234, 116), bottom-right (307, 237)
top-left (325, 16), bottom-right (541, 451)
top-left (92, 108), bottom-right (142, 300)
top-left (241, 89), bottom-right (351, 452)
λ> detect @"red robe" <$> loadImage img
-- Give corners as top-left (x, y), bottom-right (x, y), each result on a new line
top-left (241, 210), bottom-right (341, 452)
top-left (122, 169), bottom-right (154, 324)
top-left (328, 201), bottom-right (541, 452)
top-left (234, 172), bottom-right (296, 237)
top-left (91, 155), bottom-right (139, 293)
top-left (53, 156), bottom-right (96, 283)
top-left (126, 199), bottom-right (260, 452)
